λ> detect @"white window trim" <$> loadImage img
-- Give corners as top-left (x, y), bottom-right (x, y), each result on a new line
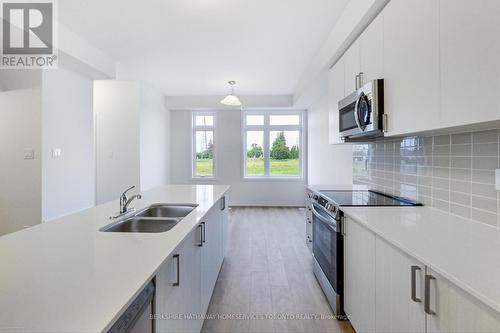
top-left (242, 110), bottom-right (306, 180)
top-left (192, 111), bottom-right (216, 180)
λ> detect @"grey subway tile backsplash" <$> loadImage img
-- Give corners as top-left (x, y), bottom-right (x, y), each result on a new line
top-left (472, 129), bottom-right (499, 144)
top-left (352, 129), bottom-right (500, 227)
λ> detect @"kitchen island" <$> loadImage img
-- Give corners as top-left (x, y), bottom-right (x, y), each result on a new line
top-left (0, 185), bottom-right (229, 333)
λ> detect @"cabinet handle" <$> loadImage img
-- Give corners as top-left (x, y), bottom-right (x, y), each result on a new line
top-left (424, 274), bottom-right (437, 315)
top-left (221, 197), bottom-right (225, 210)
top-left (411, 266), bottom-right (422, 303)
top-left (198, 224), bottom-right (203, 247)
top-left (173, 254), bottom-right (180, 286)
top-left (202, 222), bottom-right (206, 243)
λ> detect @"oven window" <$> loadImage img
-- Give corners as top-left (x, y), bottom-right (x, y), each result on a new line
top-left (312, 208), bottom-right (341, 292)
top-left (339, 107), bottom-right (358, 132)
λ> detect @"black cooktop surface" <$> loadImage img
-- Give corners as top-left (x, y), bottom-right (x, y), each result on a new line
top-left (319, 190), bottom-right (421, 206)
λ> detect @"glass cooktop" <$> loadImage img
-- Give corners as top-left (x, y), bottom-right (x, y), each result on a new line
top-left (319, 190), bottom-right (422, 206)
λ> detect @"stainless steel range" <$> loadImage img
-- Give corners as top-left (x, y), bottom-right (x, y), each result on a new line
top-left (308, 189), bottom-right (421, 320)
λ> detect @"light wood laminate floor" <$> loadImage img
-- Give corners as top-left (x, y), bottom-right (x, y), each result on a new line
top-left (202, 207), bottom-right (354, 333)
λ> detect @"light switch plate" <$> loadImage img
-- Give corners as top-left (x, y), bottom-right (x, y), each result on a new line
top-left (23, 148), bottom-right (34, 160)
top-left (496, 169), bottom-right (500, 191)
top-left (52, 148), bottom-right (62, 158)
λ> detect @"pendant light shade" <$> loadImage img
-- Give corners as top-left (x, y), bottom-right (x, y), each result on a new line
top-left (220, 81), bottom-right (242, 107)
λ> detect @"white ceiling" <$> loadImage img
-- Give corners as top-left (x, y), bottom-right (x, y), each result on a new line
top-left (59, 0), bottom-right (348, 95)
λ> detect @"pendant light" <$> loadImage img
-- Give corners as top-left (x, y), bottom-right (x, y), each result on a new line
top-left (220, 81), bottom-right (242, 107)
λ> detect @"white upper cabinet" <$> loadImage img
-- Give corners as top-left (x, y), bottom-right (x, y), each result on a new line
top-left (440, 0), bottom-right (500, 128)
top-left (360, 14), bottom-right (384, 84)
top-left (382, 0), bottom-right (440, 136)
top-left (328, 57), bottom-right (345, 144)
top-left (344, 40), bottom-right (361, 94)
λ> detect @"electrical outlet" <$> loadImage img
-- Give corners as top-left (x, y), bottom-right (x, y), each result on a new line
top-left (496, 169), bottom-right (500, 191)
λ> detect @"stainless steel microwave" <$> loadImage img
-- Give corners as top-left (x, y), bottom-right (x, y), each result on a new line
top-left (338, 79), bottom-right (385, 141)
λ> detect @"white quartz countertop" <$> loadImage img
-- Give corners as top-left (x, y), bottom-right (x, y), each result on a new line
top-left (305, 185), bottom-right (500, 314)
top-left (0, 185), bottom-right (229, 333)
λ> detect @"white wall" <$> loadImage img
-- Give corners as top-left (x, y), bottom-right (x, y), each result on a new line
top-left (140, 83), bottom-right (171, 191)
top-left (0, 88), bottom-right (42, 235)
top-left (94, 80), bottom-right (141, 204)
top-left (307, 94), bottom-right (353, 185)
top-left (41, 69), bottom-right (95, 221)
top-left (0, 70), bottom-right (41, 91)
top-left (170, 110), bottom-right (306, 206)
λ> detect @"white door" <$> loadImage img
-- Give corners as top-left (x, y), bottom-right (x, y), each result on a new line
top-left (440, 0), bottom-right (500, 128)
top-left (375, 236), bottom-right (425, 333)
top-left (328, 57), bottom-right (346, 145)
top-left (344, 217), bottom-right (376, 332)
top-left (382, 0), bottom-right (440, 136)
top-left (425, 267), bottom-right (500, 333)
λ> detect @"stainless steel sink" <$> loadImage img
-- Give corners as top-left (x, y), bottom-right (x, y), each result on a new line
top-left (136, 204), bottom-right (197, 218)
top-left (101, 217), bottom-right (180, 233)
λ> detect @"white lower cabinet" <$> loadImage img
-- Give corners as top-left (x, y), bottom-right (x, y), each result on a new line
top-left (221, 197), bottom-right (229, 257)
top-left (200, 203), bottom-right (223, 315)
top-left (156, 230), bottom-right (201, 333)
top-left (344, 216), bottom-right (376, 332)
top-left (345, 218), bottom-right (500, 333)
top-left (156, 197), bottom-right (227, 333)
top-left (425, 267), bottom-right (500, 333)
top-left (375, 236), bottom-right (426, 333)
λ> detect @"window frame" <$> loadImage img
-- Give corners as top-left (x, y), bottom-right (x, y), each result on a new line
top-left (192, 111), bottom-right (216, 180)
top-left (242, 110), bottom-right (306, 180)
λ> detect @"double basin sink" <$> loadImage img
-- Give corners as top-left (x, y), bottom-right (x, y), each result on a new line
top-left (100, 204), bottom-right (198, 233)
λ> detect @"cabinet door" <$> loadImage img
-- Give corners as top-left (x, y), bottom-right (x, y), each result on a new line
top-left (156, 250), bottom-right (184, 332)
top-left (383, 0), bottom-right (440, 136)
top-left (156, 231), bottom-right (202, 333)
top-left (344, 217), bottom-right (376, 332)
top-left (200, 205), bottom-right (222, 315)
top-left (221, 197), bottom-right (229, 257)
top-left (375, 236), bottom-right (425, 333)
top-left (184, 230), bottom-right (202, 333)
top-left (328, 57), bottom-right (345, 145)
top-left (344, 40), bottom-right (361, 94)
top-left (360, 14), bottom-right (383, 83)
top-left (440, 0), bottom-right (500, 128)
top-left (425, 268), bottom-right (500, 333)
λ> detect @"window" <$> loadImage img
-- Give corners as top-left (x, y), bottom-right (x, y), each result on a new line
top-left (192, 112), bottom-right (215, 178)
top-left (243, 111), bottom-right (304, 179)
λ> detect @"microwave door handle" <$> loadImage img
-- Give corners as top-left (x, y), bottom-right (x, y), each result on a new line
top-left (354, 93), bottom-right (364, 131)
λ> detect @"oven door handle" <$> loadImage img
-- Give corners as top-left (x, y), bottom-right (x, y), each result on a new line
top-left (311, 204), bottom-right (339, 232)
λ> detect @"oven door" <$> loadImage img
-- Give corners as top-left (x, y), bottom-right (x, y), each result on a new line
top-left (311, 203), bottom-right (343, 295)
